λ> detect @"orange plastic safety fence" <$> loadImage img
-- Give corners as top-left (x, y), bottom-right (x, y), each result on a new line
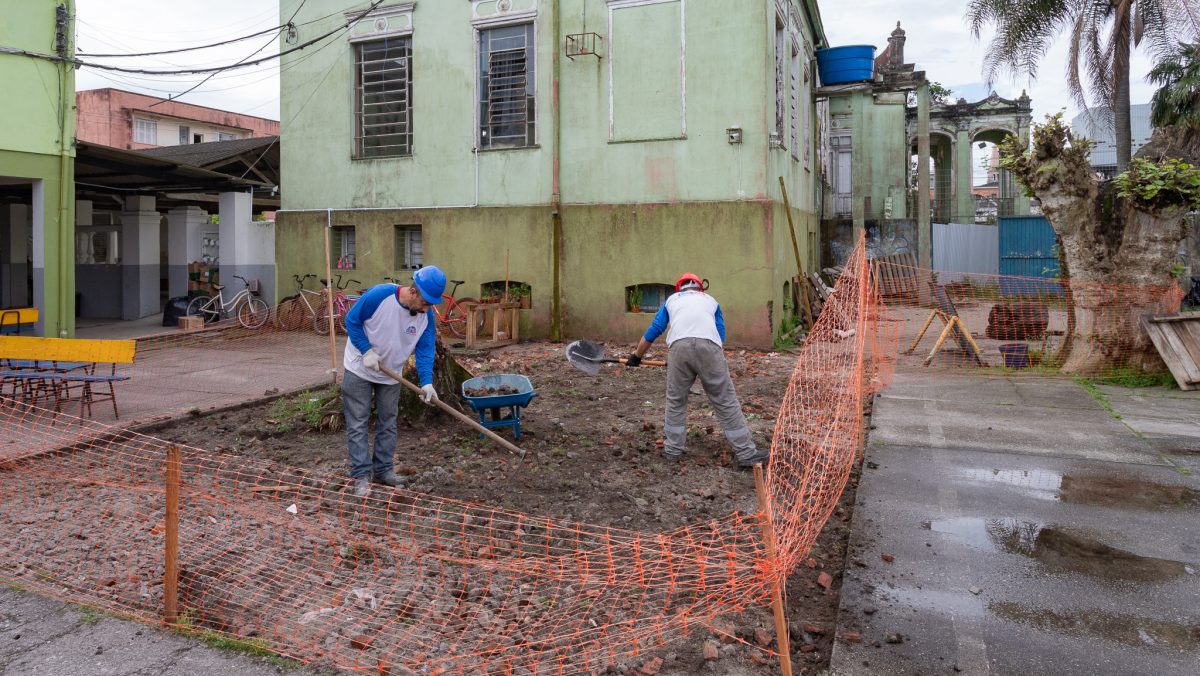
top-left (0, 240), bottom-right (885, 674)
top-left (869, 259), bottom-right (1184, 377)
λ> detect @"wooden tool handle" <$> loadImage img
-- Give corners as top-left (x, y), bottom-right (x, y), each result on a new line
top-left (616, 357), bottom-right (667, 367)
top-left (376, 365), bottom-right (526, 458)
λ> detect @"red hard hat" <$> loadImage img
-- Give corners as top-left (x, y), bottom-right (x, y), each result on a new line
top-left (675, 272), bottom-right (703, 292)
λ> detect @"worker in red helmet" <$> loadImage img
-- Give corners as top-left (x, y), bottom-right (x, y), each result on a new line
top-left (625, 273), bottom-right (769, 468)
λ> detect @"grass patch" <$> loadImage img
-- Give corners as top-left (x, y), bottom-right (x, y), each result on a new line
top-left (171, 609), bottom-right (302, 670)
top-left (1093, 368), bottom-right (1176, 389)
top-left (71, 603), bottom-right (104, 625)
top-left (1074, 377), bottom-right (1121, 420)
top-left (270, 385), bottom-right (340, 430)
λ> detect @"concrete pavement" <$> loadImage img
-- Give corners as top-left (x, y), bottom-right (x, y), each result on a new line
top-left (831, 371), bottom-right (1200, 675)
top-left (0, 586), bottom-right (327, 675)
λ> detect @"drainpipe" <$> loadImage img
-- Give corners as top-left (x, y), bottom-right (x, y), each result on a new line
top-left (55, 2), bottom-right (73, 337)
top-left (549, 0), bottom-right (563, 342)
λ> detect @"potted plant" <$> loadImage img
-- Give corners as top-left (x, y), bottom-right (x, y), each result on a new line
top-left (506, 284), bottom-right (531, 309)
top-left (627, 286), bottom-right (643, 313)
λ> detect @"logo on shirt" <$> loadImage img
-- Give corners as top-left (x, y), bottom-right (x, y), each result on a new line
top-left (405, 326), bottom-right (417, 335)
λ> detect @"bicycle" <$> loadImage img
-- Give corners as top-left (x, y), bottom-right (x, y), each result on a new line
top-left (385, 276), bottom-right (478, 338)
top-left (315, 275), bottom-right (362, 335)
top-left (186, 275), bottom-right (270, 329)
top-left (273, 274), bottom-right (331, 335)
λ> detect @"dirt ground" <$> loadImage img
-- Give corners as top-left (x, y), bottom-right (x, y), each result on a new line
top-left (154, 340), bottom-right (860, 674)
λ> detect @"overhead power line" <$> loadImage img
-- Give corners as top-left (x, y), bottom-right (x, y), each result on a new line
top-left (78, 24), bottom-right (285, 58)
top-left (4, 0), bottom-right (383, 76)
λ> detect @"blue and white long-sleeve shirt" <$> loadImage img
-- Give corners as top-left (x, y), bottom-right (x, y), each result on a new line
top-left (642, 290), bottom-right (726, 348)
top-left (342, 283), bottom-right (436, 386)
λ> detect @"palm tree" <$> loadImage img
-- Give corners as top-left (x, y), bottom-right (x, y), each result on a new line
top-left (966, 0), bottom-right (1200, 172)
top-left (1148, 42), bottom-right (1200, 130)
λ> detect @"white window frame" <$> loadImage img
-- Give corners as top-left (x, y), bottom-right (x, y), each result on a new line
top-left (475, 21), bottom-right (537, 150)
top-left (395, 225), bottom-right (423, 270)
top-left (353, 35), bottom-right (414, 157)
top-left (134, 118), bottom-right (157, 145)
top-left (790, 39), bottom-right (800, 161)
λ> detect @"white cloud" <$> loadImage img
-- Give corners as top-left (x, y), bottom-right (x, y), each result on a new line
top-left (817, 0), bottom-right (1160, 125)
top-left (71, 0), bottom-right (1162, 129)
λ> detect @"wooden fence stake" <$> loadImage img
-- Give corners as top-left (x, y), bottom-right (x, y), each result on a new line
top-left (324, 212), bottom-right (338, 384)
top-left (754, 464), bottom-right (793, 676)
top-left (163, 444), bottom-right (181, 625)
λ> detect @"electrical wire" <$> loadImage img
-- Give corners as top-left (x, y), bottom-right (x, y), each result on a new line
top-left (78, 24), bottom-right (283, 58)
top-left (6, 0), bottom-right (384, 76)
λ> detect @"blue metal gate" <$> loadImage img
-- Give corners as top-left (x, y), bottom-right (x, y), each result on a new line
top-left (998, 216), bottom-right (1063, 296)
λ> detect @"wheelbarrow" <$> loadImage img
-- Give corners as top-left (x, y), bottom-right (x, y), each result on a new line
top-left (460, 374), bottom-right (537, 440)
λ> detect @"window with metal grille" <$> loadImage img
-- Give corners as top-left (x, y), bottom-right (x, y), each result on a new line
top-left (790, 43), bottom-right (800, 160)
top-left (773, 19), bottom-right (786, 146)
top-left (179, 126), bottom-right (190, 145)
top-left (479, 23), bottom-right (535, 149)
top-left (332, 226), bottom-right (357, 269)
top-left (134, 118), bottom-right (157, 145)
top-left (394, 225), bottom-right (422, 270)
top-left (355, 36), bottom-right (413, 158)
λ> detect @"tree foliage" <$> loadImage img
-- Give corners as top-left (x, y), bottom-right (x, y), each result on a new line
top-left (1148, 42), bottom-right (1200, 130)
top-left (966, 0), bottom-right (1200, 171)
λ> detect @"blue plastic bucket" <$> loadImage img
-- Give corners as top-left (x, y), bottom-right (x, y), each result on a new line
top-left (998, 343), bottom-right (1029, 369)
top-left (815, 45), bottom-right (877, 85)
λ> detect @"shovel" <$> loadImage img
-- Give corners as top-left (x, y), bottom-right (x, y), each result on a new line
top-left (565, 340), bottom-right (666, 375)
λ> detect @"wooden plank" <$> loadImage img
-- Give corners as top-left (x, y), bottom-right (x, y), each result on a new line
top-left (1141, 316), bottom-right (1200, 390)
top-left (1148, 312), bottom-right (1200, 324)
top-left (0, 336), bottom-right (136, 364)
top-left (1155, 323), bottom-right (1200, 384)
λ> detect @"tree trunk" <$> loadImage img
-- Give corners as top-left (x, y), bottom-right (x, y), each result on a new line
top-left (1115, 64), bottom-right (1132, 172)
top-left (1001, 118), bottom-right (1190, 375)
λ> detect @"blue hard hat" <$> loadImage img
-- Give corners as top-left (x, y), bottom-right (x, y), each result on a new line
top-left (413, 265), bottom-right (446, 304)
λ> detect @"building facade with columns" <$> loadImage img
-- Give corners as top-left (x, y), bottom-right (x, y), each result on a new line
top-left (818, 22), bottom-right (1032, 270)
top-left (0, 0), bottom-right (76, 336)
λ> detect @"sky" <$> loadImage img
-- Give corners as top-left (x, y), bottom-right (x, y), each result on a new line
top-left (74, 0), bottom-right (1161, 181)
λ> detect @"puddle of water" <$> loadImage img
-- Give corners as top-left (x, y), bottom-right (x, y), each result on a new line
top-left (924, 517), bottom-right (1194, 581)
top-left (989, 601), bottom-right (1200, 650)
top-left (959, 468), bottom-right (1200, 509)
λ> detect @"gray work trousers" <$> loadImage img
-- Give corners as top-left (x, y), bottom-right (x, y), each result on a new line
top-left (663, 337), bottom-right (758, 461)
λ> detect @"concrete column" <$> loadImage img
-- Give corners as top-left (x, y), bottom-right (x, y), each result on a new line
top-left (1013, 125), bottom-right (1032, 216)
top-left (166, 206), bottom-right (208, 298)
top-left (0, 204), bottom-right (31, 308)
top-left (120, 195), bottom-right (161, 319)
top-left (916, 82), bottom-right (931, 272)
top-left (218, 191), bottom-right (275, 302)
top-left (850, 92), bottom-right (866, 239)
top-left (954, 128), bottom-right (974, 224)
top-left (934, 143), bottom-right (953, 223)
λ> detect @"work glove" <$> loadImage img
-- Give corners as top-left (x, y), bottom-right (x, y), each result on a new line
top-left (362, 348), bottom-right (382, 371)
top-left (625, 353), bottom-right (642, 367)
top-left (420, 384), bottom-right (439, 404)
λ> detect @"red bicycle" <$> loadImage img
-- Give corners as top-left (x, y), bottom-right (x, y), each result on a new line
top-left (315, 275), bottom-right (362, 335)
top-left (385, 276), bottom-right (478, 338)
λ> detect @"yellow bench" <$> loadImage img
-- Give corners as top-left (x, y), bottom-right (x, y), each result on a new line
top-left (0, 336), bottom-right (137, 420)
top-left (0, 308), bottom-right (38, 336)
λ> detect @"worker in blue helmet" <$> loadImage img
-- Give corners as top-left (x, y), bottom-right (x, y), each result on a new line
top-left (342, 264), bottom-right (447, 497)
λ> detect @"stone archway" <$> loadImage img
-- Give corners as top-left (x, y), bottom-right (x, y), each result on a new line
top-left (908, 91), bottom-right (1033, 224)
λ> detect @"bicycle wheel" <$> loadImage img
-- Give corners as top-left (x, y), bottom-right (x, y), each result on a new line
top-left (238, 297), bottom-right (270, 329)
top-left (314, 310), bottom-right (339, 336)
top-left (273, 296), bottom-right (300, 331)
top-left (442, 297), bottom-right (475, 338)
top-left (187, 295), bottom-right (218, 323)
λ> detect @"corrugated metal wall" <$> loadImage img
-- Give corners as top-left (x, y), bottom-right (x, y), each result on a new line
top-left (999, 216), bottom-right (1063, 296)
top-left (932, 222), bottom-right (998, 283)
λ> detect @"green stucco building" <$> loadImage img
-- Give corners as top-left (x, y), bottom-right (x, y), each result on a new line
top-left (277, 0), bottom-right (828, 347)
top-left (0, 0), bottom-right (75, 336)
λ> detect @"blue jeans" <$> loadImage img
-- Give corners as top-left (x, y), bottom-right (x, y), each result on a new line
top-left (341, 370), bottom-right (403, 479)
